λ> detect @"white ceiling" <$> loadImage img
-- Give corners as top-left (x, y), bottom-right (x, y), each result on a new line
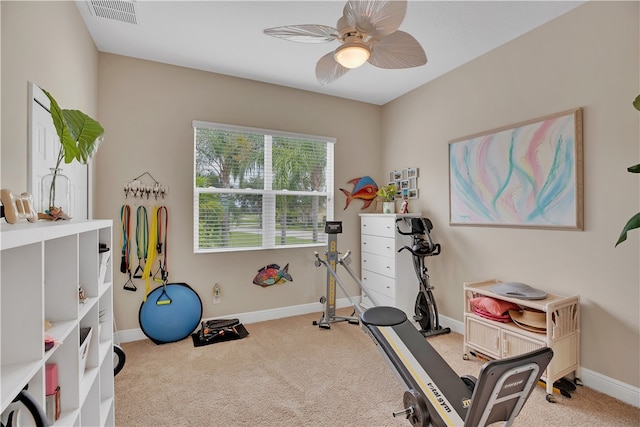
top-left (76, 0), bottom-right (586, 105)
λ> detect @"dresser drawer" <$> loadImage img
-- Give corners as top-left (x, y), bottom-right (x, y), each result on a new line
top-left (361, 216), bottom-right (396, 238)
top-left (361, 234), bottom-right (395, 257)
top-left (362, 252), bottom-right (395, 278)
top-left (362, 270), bottom-right (395, 299)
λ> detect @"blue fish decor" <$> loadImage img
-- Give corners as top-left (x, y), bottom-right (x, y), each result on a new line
top-left (339, 176), bottom-right (379, 210)
top-left (253, 263), bottom-right (293, 287)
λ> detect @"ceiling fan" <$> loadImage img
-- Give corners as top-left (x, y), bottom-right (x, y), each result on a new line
top-left (263, 0), bottom-right (427, 85)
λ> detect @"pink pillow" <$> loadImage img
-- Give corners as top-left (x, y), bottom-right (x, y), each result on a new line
top-left (470, 296), bottom-right (520, 316)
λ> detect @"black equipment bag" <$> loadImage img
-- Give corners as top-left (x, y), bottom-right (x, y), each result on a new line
top-left (191, 318), bottom-right (249, 347)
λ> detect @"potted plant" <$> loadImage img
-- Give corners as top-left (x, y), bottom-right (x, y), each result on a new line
top-left (377, 183), bottom-right (397, 213)
top-left (41, 89), bottom-right (104, 219)
top-left (616, 95), bottom-right (640, 246)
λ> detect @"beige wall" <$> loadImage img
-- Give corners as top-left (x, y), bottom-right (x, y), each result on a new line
top-left (1, 1), bottom-right (99, 191)
top-left (96, 54), bottom-right (382, 334)
top-left (382, 1), bottom-right (639, 388)
top-left (2, 0), bottom-right (639, 393)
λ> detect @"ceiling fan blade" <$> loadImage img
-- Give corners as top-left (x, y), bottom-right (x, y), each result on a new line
top-left (368, 30), bottom-right (427, 69)
top-left (315, 51), bottom-right (350, 85)
top-left (263, 25), bottom-right (340, 43)
top-left (342, 0), bottom-right (407, 39)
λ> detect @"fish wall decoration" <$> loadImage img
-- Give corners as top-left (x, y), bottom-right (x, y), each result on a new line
top-left (339, 176), bottom-right (379, 210)
top-left (253, 263), bottom-right (293, 287)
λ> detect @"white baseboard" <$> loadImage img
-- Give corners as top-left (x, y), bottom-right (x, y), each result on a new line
top-left (116, 304), bottom-right (639, 408)
top-left (116, 297), bottom-right (356, 344)
top-left (439, 314), bottom-right (464, 335)
top-left (579, 367), bottom-right (640, 407)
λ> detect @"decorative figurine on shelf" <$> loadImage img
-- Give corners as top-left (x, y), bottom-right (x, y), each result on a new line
top-left (79, 287), bottom-right (87, 304)
top-left (400, 197), bottom-right (409, 214)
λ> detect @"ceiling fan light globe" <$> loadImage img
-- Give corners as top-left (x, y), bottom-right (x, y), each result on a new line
top-left (334, 43), bottom-right (370, 69)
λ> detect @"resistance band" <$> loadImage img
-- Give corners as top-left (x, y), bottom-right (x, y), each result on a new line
top-left (120, 204), bottom-right (136, 291)
top-left (141, 206), bottom-right (159, 302)
top-left (154, 206), bottom-right (168, 283)
top-left (133, 206), bottom-right (148, 278)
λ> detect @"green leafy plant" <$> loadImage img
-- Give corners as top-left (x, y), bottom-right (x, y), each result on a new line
top-left (376, 184), bottom-right (397, 202)
top-left (615, 95), bottom-right (640, 246)
top-left (41, 89), bottom-right (104, 210)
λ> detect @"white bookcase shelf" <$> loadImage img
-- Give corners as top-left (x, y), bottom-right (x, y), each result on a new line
top-left (1, 220), bottom-right (114, 426)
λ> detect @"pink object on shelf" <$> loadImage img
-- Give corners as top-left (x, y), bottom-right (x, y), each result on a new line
top-left (45, 363), bottom-right (58, 395)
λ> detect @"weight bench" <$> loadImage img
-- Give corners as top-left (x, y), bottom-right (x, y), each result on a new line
top-left (360, 306), bottom-right (553, 427)
top-left (313, 247), bottom-right (552, 426)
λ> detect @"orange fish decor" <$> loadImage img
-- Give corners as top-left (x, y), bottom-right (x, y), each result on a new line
top-left (339, 176), bottom-right (379, 210)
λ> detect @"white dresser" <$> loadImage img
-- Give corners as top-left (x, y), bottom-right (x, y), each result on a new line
top-left (359, 213), bottom-right (420, 322)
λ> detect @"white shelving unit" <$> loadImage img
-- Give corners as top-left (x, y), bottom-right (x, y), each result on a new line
top-left (463, 278), bottom-right (580, 396)
top-left (1, 220), bottom-right (114, 426)
top-left (359, 213), bottom-right (420, 323)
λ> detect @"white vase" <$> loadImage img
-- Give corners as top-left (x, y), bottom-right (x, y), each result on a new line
top-left (383, 201), bottom-right (395, 214)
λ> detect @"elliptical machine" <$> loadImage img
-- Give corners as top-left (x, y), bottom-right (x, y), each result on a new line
top-left (396, 217), bottom-right (450, 338)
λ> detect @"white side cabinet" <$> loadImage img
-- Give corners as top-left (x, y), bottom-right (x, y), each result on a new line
top-left (359, 213), bottom-right (420, 322)
top-left (1, 220), bottom-right (114, 426)
top-left (463, 279), bottom-right (580, 396)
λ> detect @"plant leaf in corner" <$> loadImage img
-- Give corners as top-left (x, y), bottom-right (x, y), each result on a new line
top-left (616, 212), bottom-right (640, 246)
top-left (627, 163), bottom-right (640, 174)
top-left (62, 109), bottom-right (105, 164)
top-left (633, 94), bottom-right (640, 111)
top-left (43, 89), bottom-right (78, 163)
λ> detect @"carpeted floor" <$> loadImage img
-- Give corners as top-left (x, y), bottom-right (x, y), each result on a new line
top-left (115, 310), bottom-right (639, 426)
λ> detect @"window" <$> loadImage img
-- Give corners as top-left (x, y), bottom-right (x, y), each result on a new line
top-left (193, 121), bottom-right (335, 253)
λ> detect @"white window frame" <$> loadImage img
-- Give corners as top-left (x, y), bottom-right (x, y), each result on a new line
top-left (193, 120), bottom-right (335, 253)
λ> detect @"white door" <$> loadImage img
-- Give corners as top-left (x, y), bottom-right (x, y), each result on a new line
top-left (28, 83), bottom-right (88, 220)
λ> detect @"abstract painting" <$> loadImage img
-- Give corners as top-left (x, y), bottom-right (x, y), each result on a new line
top-left (449, 108), bottom-right (583, 229)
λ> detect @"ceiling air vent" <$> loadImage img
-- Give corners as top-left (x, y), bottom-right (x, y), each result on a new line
top-left (87, 0), bottom-right (137, 25)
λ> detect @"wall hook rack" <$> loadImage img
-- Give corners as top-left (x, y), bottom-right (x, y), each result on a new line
top-left (124, 172), bottom-right (168, 200)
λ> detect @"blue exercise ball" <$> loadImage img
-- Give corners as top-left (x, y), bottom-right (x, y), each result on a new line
top-left (139, 283), bottom-right (202, 344)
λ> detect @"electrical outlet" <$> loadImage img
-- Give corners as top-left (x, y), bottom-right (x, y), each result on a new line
top-left (213, 283), bottom-right (221, 304)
